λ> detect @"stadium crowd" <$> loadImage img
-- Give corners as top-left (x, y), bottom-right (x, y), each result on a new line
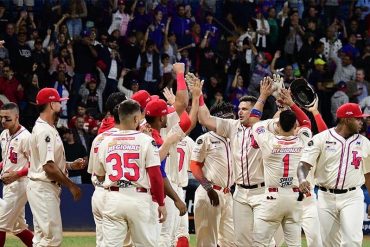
top-left (0, 0), bottom-right (369, 183)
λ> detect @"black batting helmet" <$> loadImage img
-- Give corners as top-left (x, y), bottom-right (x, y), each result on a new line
top-left (289, 78), bottom-right (317, 108)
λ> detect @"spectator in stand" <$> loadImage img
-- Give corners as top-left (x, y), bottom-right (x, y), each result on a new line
top-left (71, 116), bottom-right (93, 161)
top-left (154, 0), bottom-right (174, 23)
top-left (130, 0), bottom-right (151, 34)
top-left (0, 39), bottom-right (8, 61)
top-left (230, 69), bottom-right (248, 109)
top-left (32, 39), bottom-right (48, 74)
top-left (266, 7), bottom-right (279, 54)
top-left (148, 10), bottom-right (165, 50)
top-left (360, 96), bottom-right (370, 115)
top-left (248, 52), bottom-right (272, 97)
top-left (204, 75), bottom-right (221, 106)
top-left (171, 4), bottom-right (191, 46)
top-left (108, 0), bottom-right (132, 37)
top-left (62, 128), bottom-right (87, 184)
top-left (15, 9), bottom-right (36, 34)
top-left (341, 33), bottom-right (361, 59)
top-left (283, 10), bottom-right (305, 63)
top-left (22, 71), bottom-right (39, 131)
top-left (69, 102), bottom-right (98, 135)
top-left (3, 23), bottom-right (16, 50)
top-left (119, 31), bottom-right (140, 70)
top-left (163, 17), bottom-right (178, 64)
top-left (255, 8), bottom-right (269, 51)
top-left (117, 68), bottom-right (139, 99)
top-left (78, 67), bottom-right (106, 119)
top-left (51, 69), bottom-right (71, 128)
top-left (49, 44), bottom-right (75, 77)
top-left (346, 68), bottom-right (370, 103)
top-left (99, 35), bottom-right (122, 102)
top-left (0, 65), bottom-right (23, 103)
top-left (7, 31), bottom-right (33, 80)
top-left (65, 0), bottom-right (88, 39)
top-left (224, 41), bottom-right (239, 96)
top-left (201, 12), bottom-right (219, 50)
top-left (160, 53), bottom-right (173, 89)
top-left (136, 39), bottom-right (162, 95)
top-left (332, 51), bottom-right (356, 84)
top-left (319, 25), bottom-right (342, 62)
top-left (0, 2), bottom-right (10, 33)
top-left (71, 29), bottom-right (98, 113)
top-left (331, 81), bottom-right (349, 123)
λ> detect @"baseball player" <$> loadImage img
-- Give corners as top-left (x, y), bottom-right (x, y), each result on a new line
top-left (298, 102), bottom-right (370, 247)
top-left (251, 89), bottom-right (312, 246)
top-left (161, 78), bottom-right (201, 247)
top-left (174, 135), bottom-right (195, 246)
top-left (0, 103), bottom-right (33, 247)
top-left (190, 102), bottom-right (235, 246)
top-left (27, 88), bottom-right (83, 246)
top-left (197, 77), bottom-right (274, 246)
top-left (94, 99), bottom-right (166, 247)
top-left (87, 92), bottom-right (127, 247)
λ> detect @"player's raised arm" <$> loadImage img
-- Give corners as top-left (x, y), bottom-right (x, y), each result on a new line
top-left (172, 63), bottom-right (189, 116)
top-left (248, 77), bottom-right (273, 126)
top-left (186, 77), bottom-right (202, 134)
top-left (279, 89), bottom-right (311, 129)
top-left (305, 98), bottom-right (328, 132)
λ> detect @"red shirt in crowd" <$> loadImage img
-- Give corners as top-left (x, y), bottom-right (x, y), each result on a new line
top-left (0, 76), bottom-right (24, 103)
top-left (69, 114), bottom-right (99, 133)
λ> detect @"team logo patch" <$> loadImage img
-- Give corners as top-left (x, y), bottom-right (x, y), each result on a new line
top-left (256, 126), bottom-right (265, 134)
top-left (308, 140), bottom-right (313, 146)
top-left (151, 140), bottom-right (157, 147)
top-left (302, 132), bottom-right (310, 138)
top-left (45, 136), bottom-right (50, 142)
top-left (197, 139), bottom-right (203, 144)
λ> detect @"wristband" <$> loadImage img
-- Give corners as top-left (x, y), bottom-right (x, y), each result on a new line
top-left (200, 178), bottom-right (212, 192)
top-left (176, 73), bottom-right (187, 90)
top-left (250, 109), bottom-right (262, 118)
top-left (199, 95), bottom-right (205, 106)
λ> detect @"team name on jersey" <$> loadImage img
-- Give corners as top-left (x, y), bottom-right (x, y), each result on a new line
top-left (271, 147), bottom-right (302, 154)
top-left (280, 177), bottom-right (293, 187)
top-left (108, 144), bottom-right (140, 152)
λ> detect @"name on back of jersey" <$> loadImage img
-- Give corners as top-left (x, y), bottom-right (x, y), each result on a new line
top-left (108, 143), bottom-right (140, 152)
top-left (272, 147), bottom-right (302, 154)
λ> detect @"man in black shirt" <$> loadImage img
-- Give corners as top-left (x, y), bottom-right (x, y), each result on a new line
top-left (62, 128), bottom-right (88, 184)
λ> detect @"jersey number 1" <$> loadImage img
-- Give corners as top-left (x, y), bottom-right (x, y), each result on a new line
top-left (283, 154), bottom-right (290, 177)
top-left (107, 153), bottom-right (140, 181)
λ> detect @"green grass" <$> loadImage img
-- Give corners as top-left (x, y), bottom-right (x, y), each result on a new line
top-left (6, 234), bottom-right (370, 246)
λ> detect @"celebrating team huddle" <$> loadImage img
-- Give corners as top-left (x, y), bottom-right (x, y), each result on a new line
top-left (0, 62), bottom-right (370, 247)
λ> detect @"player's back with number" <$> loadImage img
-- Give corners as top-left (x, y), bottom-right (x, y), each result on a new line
top-left (98, 130), bottom-right (160, 188)
top-left (254, 119), bottom-right (311, 188)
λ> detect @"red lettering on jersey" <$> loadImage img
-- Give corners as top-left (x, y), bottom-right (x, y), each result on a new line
top-left (250, 134), bottom-right (259, 149)
top-left (107, 153), bottom-right (140, 181)
top-left (351, 151), bottom-right (362, 169)
top-left (9, 147), bottom-right (17, 164)
top-left (177, 148), bottom-right (185, 172)
top-left (283, 154), bottom-right (290, 177)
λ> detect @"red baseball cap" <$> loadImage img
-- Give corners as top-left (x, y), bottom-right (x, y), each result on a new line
top-left (132, 90), bottom-right (151, 109)
top-left (145, 99), bottom-right (171, 117)
top-left (36, 88), bottom-right (68, 105)
top-left (336, 103), bottom-right (369, 119)
top-left (118, 0), bottom-right (125, 5)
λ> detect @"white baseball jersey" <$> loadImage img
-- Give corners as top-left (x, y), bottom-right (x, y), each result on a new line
top-left (301, 128), bottom-right (370, 189)
top-left (0, 126), bottom-right (30, 174)
top-left (191, 131), bottom-right (234, 188)
top-left (174, 136), bottom-right (195, 188)
top-left (87, 127), bottom-right (119, 175)
top-left (216, 118), bottom-right (263, 186)
top-left (252, 119), bottom-right (312, 188)
top-left (96, 130), bottom-right (161, 189)
top-left (28, 117), bottom-right (66, 181)
top-left (166, 136), bottom-right (195, 187)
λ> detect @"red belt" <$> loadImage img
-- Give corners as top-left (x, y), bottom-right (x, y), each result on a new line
top-left (108, 187), bottom-right (148, 193)
top-left (213, 185), bottom-right (230, 194)
top-left (268, 187), bottom-right (300, 193)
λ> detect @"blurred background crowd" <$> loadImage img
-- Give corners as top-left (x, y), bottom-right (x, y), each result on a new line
top-left (0, 0), bottom-right (369, 183)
